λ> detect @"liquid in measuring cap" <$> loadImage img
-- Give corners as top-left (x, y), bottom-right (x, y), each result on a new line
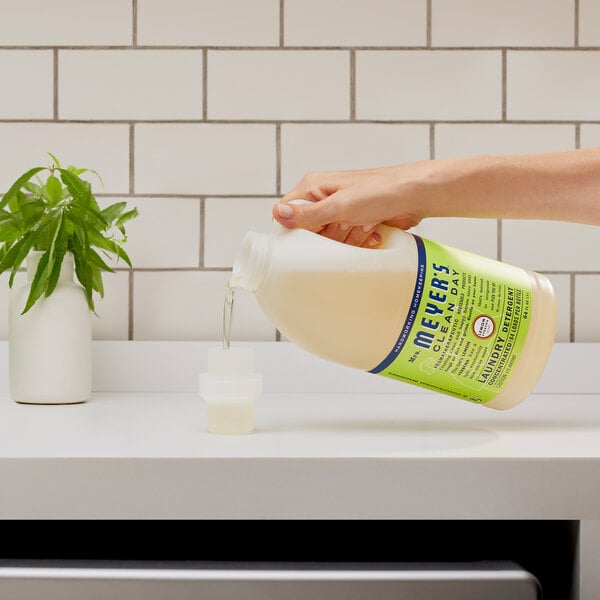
top-left (199, 345), bottom-right (261, 435)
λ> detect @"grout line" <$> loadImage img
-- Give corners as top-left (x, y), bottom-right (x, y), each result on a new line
top-left (128, 269), bottom-right (134, 340)
top-left (53, 49), bottom-right (58, 120)
top-left (497, 219), bottom-right (502, 261)
top-left (3, 45), bottom-right (600, 51)
top-left (575, 0), bottom-right (579, 47)
top-left (429, 123), bottom-right (435, 160)
top-left (570, 273), bottom-right (576, 342)
top-left (4, 118), bottom-right (600, 125)
top-left (129, 124), bottom-right (135, 195)
top-left (275, 123), bottom-right (281, 195)
top-left (202, 49), bottom-right (208, 120)
top-left (575, 123), bottom-right (581, 148)
top-left (279, 0), bottom-right (284, 47)
top-left (350, 49), bottom-right (356, 120)
top-left (132, 0), bottom-right (138, 47)
top-left (427, 0), bottom-right (432, 47)
top-left (199, 198), bottom-right (205, 268)
top-left (502, 49), bottom-right (507, 121)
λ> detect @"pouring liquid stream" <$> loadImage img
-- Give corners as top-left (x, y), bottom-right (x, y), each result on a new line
top-left (222, 281), bottom-right (235, 350)
top-left (207, 280), bottom-right (254, 433)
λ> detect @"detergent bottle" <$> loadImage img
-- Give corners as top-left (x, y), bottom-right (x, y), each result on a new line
top-left (229, 205), bottom-right (556, 409)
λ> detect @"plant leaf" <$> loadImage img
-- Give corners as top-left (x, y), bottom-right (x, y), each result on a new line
top-left (0, 236), bottom-right (34, 276)
top-left (45, 217), bottom-right (68, 298)
top-left (87, 247), bottom-right (115, 273)
top-left (90, 264), bottom-right (104, 297)
top-left (66, 164), bottom-right (104, 188)
top-left (0, 167), bottom-right (46, 211)
top-left (111, 242), bottom-right (132, 268)
top-left (47, 152), bottom-right (62, 169)
top-left (65, 209), bottom-right (89, 249)
top-left (47, 210), bottom-right (64, 266)
top-left (16, 191), bottom-right (44, 228)
top-left (21, 251), bottom-right (51, 314)
top-left (87, 228), bottom-right (113, 253)
top-left (45, 175), bottom-right (63, 205)
top-left (115, 207), bottom-right (139, 228)
top-left (0, 223), bottom-right (21, 244)
top-left (58, 168), bottom-right (91, 205)
top-left (71, 238), bottom-right (95, 312)
top-left (8, 217), bottom-right (54, 286)
top-left (8, 192), bottom-right (20, 214)
top-left (23, 181), bottom-right (43, 198)
top-left (100, 201), bottom-right (127, 223)
top-left (60, 170), bottom-right (107, 229)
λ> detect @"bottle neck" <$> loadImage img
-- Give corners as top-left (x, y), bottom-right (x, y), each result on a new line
top-left (27, 251), bottom-right (74, 283)
top-left (230, 232), bottom-right (271, 292)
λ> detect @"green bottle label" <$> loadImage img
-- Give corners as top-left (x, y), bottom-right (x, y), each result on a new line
top-left (369, 235), bottom-right (532, 403)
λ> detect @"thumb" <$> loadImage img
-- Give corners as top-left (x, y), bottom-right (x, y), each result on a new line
top-left (274, 196), bottom-right (341, 232)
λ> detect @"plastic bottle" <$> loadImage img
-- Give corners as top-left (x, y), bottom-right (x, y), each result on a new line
top-left (230, 214), bottom-right (557, 410)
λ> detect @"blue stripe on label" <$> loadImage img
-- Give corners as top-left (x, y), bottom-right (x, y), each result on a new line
top-left (369, 235), bottom-right (427, 374)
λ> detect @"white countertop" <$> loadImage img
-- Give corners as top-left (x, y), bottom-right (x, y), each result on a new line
top-left (1, 390), bottom-right (600, 519)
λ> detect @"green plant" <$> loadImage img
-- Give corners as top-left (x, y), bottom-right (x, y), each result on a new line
top-left (0, 153), bottom-right (138, 314)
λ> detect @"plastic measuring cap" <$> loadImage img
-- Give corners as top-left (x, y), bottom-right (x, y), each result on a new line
top-left (199, 347), bottom-right (262, 435)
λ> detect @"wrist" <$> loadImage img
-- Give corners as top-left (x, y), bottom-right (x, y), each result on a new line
top-left (415, 154), bottom-right (504, 220)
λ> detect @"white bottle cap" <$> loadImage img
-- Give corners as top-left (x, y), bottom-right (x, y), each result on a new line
top-left (199, 347), bottom-right (262, 435)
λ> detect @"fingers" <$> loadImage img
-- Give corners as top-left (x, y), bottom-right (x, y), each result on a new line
top-left (343, 224), bottom-right (382, 248)
top-left (273, 198), bottom-right (383, 248)
top-left (281, 171), bottom-right (341, 204)
top-left (273, 193), bottom-right (342, 232)
top-left (307, 222), bottom-right (382, 248)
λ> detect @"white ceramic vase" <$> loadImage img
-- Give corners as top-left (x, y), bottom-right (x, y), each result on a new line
top-left (8, 251), bottom-right (92, 404)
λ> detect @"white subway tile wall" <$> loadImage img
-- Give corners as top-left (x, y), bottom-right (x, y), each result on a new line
top-left (103, 197), bottom-right (201, 269)
top-left (281, 124), bottom-right (430, 191)
top-left (134, 124), bottom-right (276, 195)
top-left (0, 0), bottom-right (132, 46)
top-left (207, 51), bottom-right (349, 120)
top-left (575, 276), bottom-right (600, 342)
top-left (0, 124), bottom-right (130, 193)
top-left (59, 50), bottom-right (203, 120)
top-left (507, 51), bottom-right (600, 120)
top-left (502, 220), bottom-right (600, 272)
top-left (356, 51), bottom-right (502, 120)
top-left (137, 0), bottom-right (279, 47)
top-left (543, 274), bottom-right (571, 343)
top-left (204, 197), bottom-right (276, 268)
top-left (92, 272), bottom-right (130, 341)
top-left (431, 0), bottom-right (574, 47)
top-left (579, 0), bottom-right (600, 47)
top-left (284, 0), bottom-right (427, 47)
top-left (0, 51), bottom-right (53, 119)
top-left (133, 271), bottom-right (275, 341)
top-left (581, 125), bottom-right (600, 148)
top-left (434, 124), bottom-right (576, 158)
top-left (0, 0), bottom-right (597, 343)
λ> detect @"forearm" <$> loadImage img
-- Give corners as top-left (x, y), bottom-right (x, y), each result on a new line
top-left (416, 148), bottom-right (600, 225)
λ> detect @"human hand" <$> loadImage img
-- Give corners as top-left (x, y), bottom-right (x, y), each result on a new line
top-left (273, 163), bottom-right (435, 247)
top-left (273, 148), bottom-right (600, 238)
